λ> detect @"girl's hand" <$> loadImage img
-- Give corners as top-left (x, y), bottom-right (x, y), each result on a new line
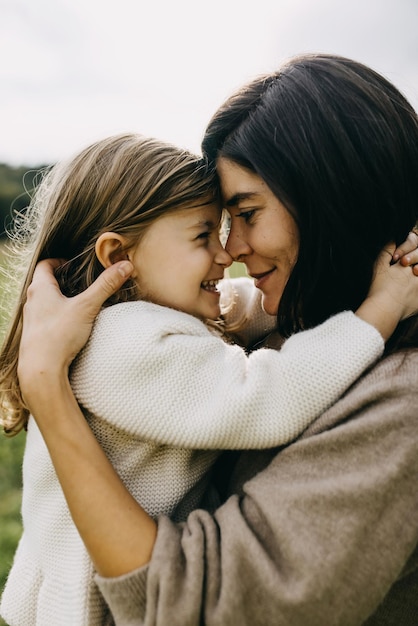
top-left (392, 230), bottom-right (418, 274)
top-left (18, 259), bottom-right (133, 397)
top-left (356, 245), bottom-right (418, 342)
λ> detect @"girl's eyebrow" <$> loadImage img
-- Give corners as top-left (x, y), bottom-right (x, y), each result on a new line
top-left (187, 219), bottom-right (218, 231)
top-left (225, 192), bottom-right (259, 207)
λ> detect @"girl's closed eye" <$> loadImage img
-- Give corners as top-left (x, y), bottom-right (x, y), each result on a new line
top-left (196, 231), bottom-right (210, 242)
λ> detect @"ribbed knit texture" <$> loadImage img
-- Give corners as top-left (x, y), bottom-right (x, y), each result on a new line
top-left (0, 278), bottom-right (384, 626)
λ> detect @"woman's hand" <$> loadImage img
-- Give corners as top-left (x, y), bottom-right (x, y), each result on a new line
top-left (18, 259), bottom-right (133, 401)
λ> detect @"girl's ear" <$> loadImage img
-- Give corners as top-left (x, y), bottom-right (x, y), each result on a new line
top-left (95, 232), bottom-right (130, 269)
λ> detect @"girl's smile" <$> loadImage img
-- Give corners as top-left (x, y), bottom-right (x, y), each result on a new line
top-left (130, 202), bottom-right (232, 321)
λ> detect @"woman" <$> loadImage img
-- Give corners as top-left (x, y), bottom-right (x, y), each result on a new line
top-left (13, 54), bottom-right (418, 624)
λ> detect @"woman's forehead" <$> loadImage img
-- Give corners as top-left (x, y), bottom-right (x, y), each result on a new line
top-left (217, 158), bottom-right (266, 204)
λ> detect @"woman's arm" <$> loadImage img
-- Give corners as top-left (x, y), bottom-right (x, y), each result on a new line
top-left (18, 260), bottom-right (157, 578)
top-left (27, 371), bottom-right (157, 576)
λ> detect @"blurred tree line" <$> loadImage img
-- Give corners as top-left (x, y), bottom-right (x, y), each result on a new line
top-left (0, 163), bottom-right (49, 239)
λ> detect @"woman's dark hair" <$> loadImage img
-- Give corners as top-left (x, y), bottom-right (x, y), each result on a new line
top-left (202, 53), bottom-right (418, 350)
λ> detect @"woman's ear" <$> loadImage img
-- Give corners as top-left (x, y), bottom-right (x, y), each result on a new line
top-left (95, 232), bottom-right (130, 269)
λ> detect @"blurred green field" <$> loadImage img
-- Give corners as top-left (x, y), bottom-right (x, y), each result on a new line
top-left (0, 431), bottom-right (25, 626)
top-left (0, 240), bottom-right (25, 626)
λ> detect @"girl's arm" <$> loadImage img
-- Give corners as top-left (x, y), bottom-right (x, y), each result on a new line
top-left (70, 247), bottom-right (414, 450)
top-left (72, 302), bottom-right (383, 450)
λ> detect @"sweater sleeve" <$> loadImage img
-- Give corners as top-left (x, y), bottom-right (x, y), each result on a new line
top-left (219, 276), bottom-right (276, 346)
top-left (71, 304), bottom-right (383, 450)
top-left (95, 353), bottom-right (418, 626)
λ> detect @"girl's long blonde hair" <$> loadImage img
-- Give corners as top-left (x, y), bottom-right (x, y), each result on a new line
top-left (0, 133), bottom-right (220, 435)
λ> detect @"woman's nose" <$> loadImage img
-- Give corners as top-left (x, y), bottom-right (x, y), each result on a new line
top-left (225, 228), bottom-right (251, 262)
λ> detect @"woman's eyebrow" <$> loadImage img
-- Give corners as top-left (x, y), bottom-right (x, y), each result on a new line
top-left (225, 192), bottom-right (259, 207)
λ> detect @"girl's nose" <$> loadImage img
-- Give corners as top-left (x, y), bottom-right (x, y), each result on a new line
top-left (215, 244), bottom-right (233, 268)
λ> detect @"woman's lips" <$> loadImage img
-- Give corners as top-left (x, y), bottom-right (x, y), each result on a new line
top-left (250, 268), bottom-right (275, 289)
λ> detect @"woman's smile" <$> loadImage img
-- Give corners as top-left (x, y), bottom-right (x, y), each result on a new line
top-left (249, 268), bottom-right (277, 290)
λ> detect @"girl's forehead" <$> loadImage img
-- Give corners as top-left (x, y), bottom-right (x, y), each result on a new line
top-left (180, 201), bottom-right (222, 220)
top-left (166, 202), bottom-right (222, 229)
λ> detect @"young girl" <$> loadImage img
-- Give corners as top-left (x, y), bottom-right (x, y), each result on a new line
top-left (0, 133), bottom-right (412, 626)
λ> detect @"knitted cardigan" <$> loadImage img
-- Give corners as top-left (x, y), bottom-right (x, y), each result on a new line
top-left (0, 278), bottom-right (384, 626)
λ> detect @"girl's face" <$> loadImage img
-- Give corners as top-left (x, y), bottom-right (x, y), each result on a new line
top-left (130, 202), bottom-right (232, 321)
top-left (217, 158), bottom-right (300, 316)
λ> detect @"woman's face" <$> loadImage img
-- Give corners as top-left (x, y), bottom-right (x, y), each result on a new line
top-left (217, 157), bottom-right (300, 316)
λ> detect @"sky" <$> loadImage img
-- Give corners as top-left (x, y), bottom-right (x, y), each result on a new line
top-left (1, 0), bottom-right (417, 166)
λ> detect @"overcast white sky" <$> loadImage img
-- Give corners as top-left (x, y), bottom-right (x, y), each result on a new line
top-left (1, 0), bottom-right (417, 165)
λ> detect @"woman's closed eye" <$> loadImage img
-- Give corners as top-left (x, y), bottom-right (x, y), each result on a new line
top-left (236, 209), bottom-right (256, 223)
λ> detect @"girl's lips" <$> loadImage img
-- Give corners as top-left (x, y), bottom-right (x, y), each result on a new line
top-left (201, 279), bottom-right (222, 297)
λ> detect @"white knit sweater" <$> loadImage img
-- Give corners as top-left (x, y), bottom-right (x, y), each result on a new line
top-left (0, 278), bottom-right (384, 626)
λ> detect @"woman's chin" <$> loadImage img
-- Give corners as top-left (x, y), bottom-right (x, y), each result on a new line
top-left (261, 294), bottom-right (279, 317)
